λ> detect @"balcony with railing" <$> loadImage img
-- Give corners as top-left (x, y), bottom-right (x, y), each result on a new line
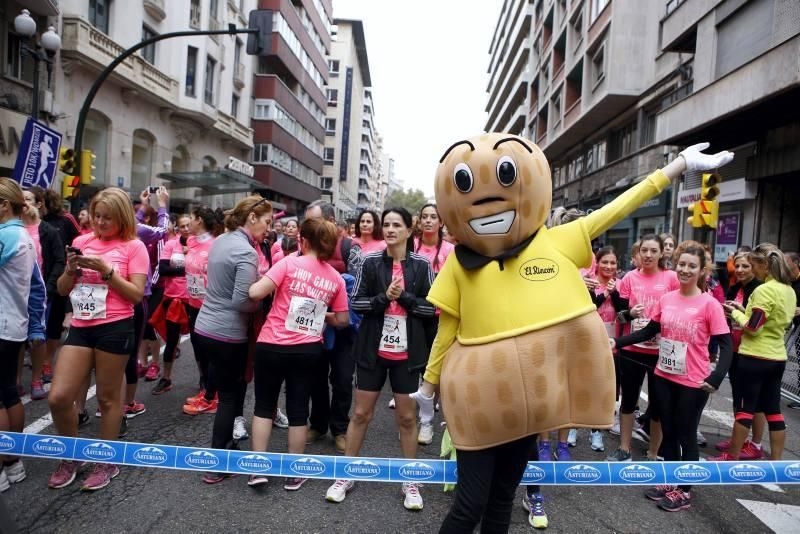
top-left (143, 0), bottom-right (166, 21)
top-left (214, 111), bottom-right (254, 149)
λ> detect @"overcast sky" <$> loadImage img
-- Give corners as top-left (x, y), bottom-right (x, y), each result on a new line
top-left (332, 0), bottom-right (503, 197)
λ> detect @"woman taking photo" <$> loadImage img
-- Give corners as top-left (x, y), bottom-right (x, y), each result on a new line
top-left (247, 218), bottom-right (350, 490)
top-left (326, 207), bottom-right (435, 510)
top-left (193, 196), bottom-right (272, 484)
top-left (48, 187), bottom-right (149, 491)
top-left (354, 209), bottom-right (386, 255)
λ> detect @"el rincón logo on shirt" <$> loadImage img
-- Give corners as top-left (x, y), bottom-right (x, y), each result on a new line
top-left (519, 258), bottom-right (559, 282)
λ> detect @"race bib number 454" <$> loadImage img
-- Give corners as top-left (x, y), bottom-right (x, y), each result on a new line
top-left (380, 314), bottom-right (407, 352)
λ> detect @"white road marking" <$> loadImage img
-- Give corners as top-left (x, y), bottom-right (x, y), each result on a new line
top-left (737, 499), bottom-right (800, 533)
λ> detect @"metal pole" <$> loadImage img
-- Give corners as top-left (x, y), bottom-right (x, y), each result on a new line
top-left (28, 44), bottom-right (40, 120)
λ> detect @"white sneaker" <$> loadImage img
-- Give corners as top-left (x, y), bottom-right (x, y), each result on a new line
top-left (590, 431), bottom-right (605, 452)
top-left (233, 416), bottom-right (249, 441)
top-left (0, 470), bottom-right (8, 493)
top-left (273, 408), bottom-right (289, 429)
top-left (402, 482), bottom-right (423, 510)
top-left (4, 460), bottom-right (25, 483)
top-left (418, 423), bottom-right (434, 445)
top-left (696, 430), bottom-right (707, 447)
top-left (388, 398), bottom-right (396, 409)
top-left (609, 419), bottom-right (620, 436)
top-left (567, 429), bottom-right (577, 447)
top-left (326, 479), bottom-right (355, 503)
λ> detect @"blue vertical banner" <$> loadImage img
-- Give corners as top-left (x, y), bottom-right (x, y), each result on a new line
top-left (339, 67), bottom-right (353, 183)
top-left (11, 118), bottom-right (62, 189)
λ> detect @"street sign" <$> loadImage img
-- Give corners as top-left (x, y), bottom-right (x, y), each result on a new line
top-left (714, 212), bottom-right (740, 262)
top-left (11, 118), bottom-right (62, 189)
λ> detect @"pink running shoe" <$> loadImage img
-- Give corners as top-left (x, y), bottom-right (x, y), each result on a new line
top-left (739, 441), bottom-right (764, 460)
top-left (48, 461), bottom-right (82, 489)
top-left (145, 363), bottom-right (160, 381)
top-left (81, 463), bottom-right (120, 491)
top-left (715, 439), bottom-right (731, 451)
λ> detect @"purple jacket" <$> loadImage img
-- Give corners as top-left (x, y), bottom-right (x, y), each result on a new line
top-left (136, 206), bottom-right (169, 296)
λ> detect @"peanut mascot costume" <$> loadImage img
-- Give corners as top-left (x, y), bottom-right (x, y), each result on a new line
top-left (419, 133), bottom-right (732, 532)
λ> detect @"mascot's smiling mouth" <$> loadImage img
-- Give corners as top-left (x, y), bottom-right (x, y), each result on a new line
top-left (468, 210), bottom-right (516, 235)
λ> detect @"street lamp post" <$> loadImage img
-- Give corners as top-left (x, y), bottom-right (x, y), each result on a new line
top-left (13, 9), bottom-right (61, 121)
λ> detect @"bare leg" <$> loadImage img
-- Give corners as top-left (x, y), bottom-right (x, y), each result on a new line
top-left (344, 389), bottom-right (381, 457)
top-left (49, 346), bottom-right (94, 438)
top-left (648, 420), bottom-right (663, 458)
top-left (251, 416), bottom-right (273, 453)
top-left (726, 422), bottom-right (751, 459)
top-left (288, 426), bottom-right (308, 454)
top-left (93, 349), bottom-right (127, 441)
top-left (394, 394), bottom-right (418, 458)
top-left (768, 430), bottom-right (785, 460)
top-left (751, 413), bottom-right (766, 445)
top-left (620, 413), bottom-right (634, 452)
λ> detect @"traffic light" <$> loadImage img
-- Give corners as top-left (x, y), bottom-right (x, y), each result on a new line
top-left (59, 148), bottom-right (77, 175)
top-left (687, 201), bottom-right (704, 228)
top-left (62, 175), bottom-right (79, 200)
top-left (80, 149), bottom-right (96, 185)
top-left (700, 173), bottom-right (721, 202)
top-left (687, 200), bottom-right (719, 229)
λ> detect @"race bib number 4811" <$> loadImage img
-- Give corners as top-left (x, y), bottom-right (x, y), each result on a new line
top-left (285, 296), bottom-right (326, 337)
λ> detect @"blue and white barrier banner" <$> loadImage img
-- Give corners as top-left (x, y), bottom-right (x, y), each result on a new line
top-left (3, 432), bottom-right (800, 486)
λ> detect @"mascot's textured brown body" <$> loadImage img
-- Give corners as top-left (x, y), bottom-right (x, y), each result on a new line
top-left (426, 133), bottom-right (675, 450)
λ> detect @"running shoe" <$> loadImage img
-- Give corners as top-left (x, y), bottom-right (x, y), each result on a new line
top-left (739, 441), bottom-right (764, 460)
top-left (306, 428), bottom-right (325, 444)
top-left (418, 423), bottom-right (434, 445)
top-left (152, 378), bottom-right (172, 395)
top-left (119, 418), bottom-right (128, 439)
top-left (273, 408), bottom-right (289, 429)
top-left (144, 363), bottom-right (160, 381)
top-left (124, 401), bottom-right (146, 419)
top-left (78, 409), bottom-right (90, 427)
top-left (554, 441), bottom-right (571, 461)
top-left (183, 397), bottom-right (217, 415)
top-left (538, 440), bottom-right (552, 462)
top-left (233, 416), bottom-right (249, 441)
top-left (633, 426), bottom-right (650, 443)
top-left (590, 430), bottom-right (605, 452)
top-left (247, 474), bottom-right (268, 487)
top-left (334, 434), bottom-right (346, 454)
top-left (5, 460), bottom-right (26, 483)
top-left (606, 448), bottom-right (632, 462)
top-left (435, 401), bottom-right (440, 412)
top-left (42, 362), bottom-right (53, 383)
top-left (788, 401), bottom-right (800, 410)
top-left (696, 430), bottom-right (707, 447)
top-left (567, 429), bottom-right (578, 447)
top-left (657, 489), bottom-right (691, 512)
top-left (0, 471), bottom-right (8, 493)
top-left (715, 439), bottom-right (731, 451)
top-left (48, 461), bottom-right (82, 489)
top-left (388, 398), bottom-right (396, 409)
top-left (95, 408), bottom-right (102, 418)
top-left (645, 485), bottom-right (676, 501)
top-left (707, 451), bottom-right (735, 461)
top-left (646, 452), bottom-right (664, 461)
top-left (185, 390), bottom-right (206, 405)
top-left (136, 362), bottom-right (147, 379)
top-left (326, 479), bottom-right (354, 503)
top-left (81, 463), bottom-right (119, 491)
top-left (402, 482), bottom-right (423, 510)
top-left (284, 477), bottom-right (307, 491)
top-left (609, 419), bottom-right (621, 436)
top-left (522, 492), bottom-right (548, 529)
top-left (202, 472), bottom-right (231, 484)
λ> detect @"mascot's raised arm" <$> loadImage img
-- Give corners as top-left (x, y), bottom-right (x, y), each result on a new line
top-left (410, 133), bottom-right (733, 532)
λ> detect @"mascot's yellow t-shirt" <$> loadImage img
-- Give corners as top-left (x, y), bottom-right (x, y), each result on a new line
top-left (427, 169), bottom-right (672, 347)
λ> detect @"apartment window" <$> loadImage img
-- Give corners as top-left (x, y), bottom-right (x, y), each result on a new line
top-left (185, 47), bottom-right (198, 97)
top-left (253, 144), bottom-right (269, 163)
top-left (320, 176), bottom-right (333, 190)
top-left (5, 28), bottom-right (34, 82)
top-left (231, 94), bottom-right (240, 118)
top-left (552, 96), bottom-right (562, 128)
top-left (570, 14), bottom-right (583, 51)
top-left (607, 122), bottom-right (637, 162)
top-left (326, 89), bottom-right (338, 106)
top-left (591, 45), bottom-right (605, 87)
top-left (141, 26), bottom-right (156, 64)
top-left (641, 107), bottom-right (657, 147)
top-left (189, 0), bottom-right (201, 29)
top-left (204, 55), bottom-right (216, 105)
top-left (323, 147), bottom-right (335, 164)
top-left (328, 60), bottom-right (340, 76)
top-left (325, 118), bottom-right (336, 135)
top-left (89, 0), bottom-right (111, 34)
top-left (590, 0), bottom-right (609, 24)
top-left (209, 0), bottom-right (219, 19)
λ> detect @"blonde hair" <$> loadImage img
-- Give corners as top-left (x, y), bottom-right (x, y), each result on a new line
top-left (750, 243), bottom-right (794, 284)
top-left (0, 177), bottom-right (26, 216)
top-left (90, 187), bottom-right (137, 241)
top-left (224, 195), bottom-right (273, 231)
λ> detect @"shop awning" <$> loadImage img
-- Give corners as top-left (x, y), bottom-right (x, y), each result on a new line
top-left (157, 169), bottom-right (288, 210)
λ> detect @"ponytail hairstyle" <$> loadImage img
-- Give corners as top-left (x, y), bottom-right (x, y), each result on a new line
top-left (416, 203), bottom-right (445, 270)
top-left (381, 207), bottom-right (414, 253)
top-left (299, 218), bottom-right (337, 261)
top-left (224, 195), bottom-right (272, 231)
top-left (281, 236), bottom-right (299, 255)
top-left (193, 205), bottom-right (225, 236)
top-left (750, 243), bottom-right (795, 284)
top-left (673, 240), bottom-right (708, 291)
top-left (0, 177), bottom-right (26, 216)
top-left (639, 233), bottom-right (667, 269)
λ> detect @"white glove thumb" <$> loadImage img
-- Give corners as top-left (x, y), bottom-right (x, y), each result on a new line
top-left (679, 142), bottom-right (735, 172)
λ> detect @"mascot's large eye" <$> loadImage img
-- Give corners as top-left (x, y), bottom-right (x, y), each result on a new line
top-left (496, 156), bottom-right (517, 187)
top-left (453, 163), bottom-right (474, 193)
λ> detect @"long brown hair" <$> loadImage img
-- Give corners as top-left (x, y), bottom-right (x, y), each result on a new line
top-left (224, 196), bottom-right (272, 231)
top-left (672, 240), bottom-right (708, 291)
top-left (415, 203), bottom-right (445, 271)
top-left (749, 243), bottom-right (794, 284)
top-left (300, 218), bottom-right (337, 261)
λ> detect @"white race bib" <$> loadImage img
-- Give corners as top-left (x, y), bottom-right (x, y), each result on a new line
top-left (186, 273), bottom-right (206, 298)
top-left (69, 283), bottom-right (109, 320)
top-left (658, 338), bottom-right (688, 375)
top-left (631, 316), bottom-right (659, 349)
top-left (285, 296), bottom-right (326, 337)
top-left (380, 314), bottom-right (408, 353)
top-left (170, 252), bottom-right (186, 268)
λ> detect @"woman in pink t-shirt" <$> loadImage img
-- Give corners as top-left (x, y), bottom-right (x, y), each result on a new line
top-left (270, 218), bottom-right (298, 260)
top-left (247, 218), bottom-right (349, 490)
top-left (354, 209), bottom-right (386, 255)
top-left (78, 208), bottom-right (92, 235)
top-left (613, 240), bottom-right (731, 512)
top-left (51, 188), bottom-right (149, 492)
top-left (610, 234), bottom-right (680, 463)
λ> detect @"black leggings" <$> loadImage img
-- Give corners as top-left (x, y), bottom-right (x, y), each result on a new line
top-left (652, 376), bottom-right (708, 492)
top-left (735, 356), bottom-right (786, 431)
top-left (142, 286), bottom-right (163, 341)
top-left (440, 434), bottom-right (538, 534)
top-left (0, 339), bottom-right (23, 409)
top-left (125, 299), bottom-right (149, 385)
top-left (185, 305), bottom-right (207, 390)
top-left (194, 333), bottom-right (248, 450)
top-left (254, 343), bottom-right (321, 426)
top-left (161, 298), bottom-right (182, 363)
top-left (619, 350), bottom-right (658, 417)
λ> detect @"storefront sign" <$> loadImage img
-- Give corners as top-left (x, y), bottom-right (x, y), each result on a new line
top-left (631, 191), bottom-right (669, 218)
top-left (226, 156), bottom-right (254, 177)
top-left (0, 108), bottom-right (28, 170)
top-left (12, 118), bottom-right (62, 188)
top-left (677, 178), bottom-right (757, 208)
top-left (714, 212), bottom-right (740, 262)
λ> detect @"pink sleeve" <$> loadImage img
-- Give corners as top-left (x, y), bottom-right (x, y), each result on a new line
top-left (270, 241), bottom-right (281, 258)
top-left (708, 299), bottom-right (731, 335)
top-left (330, 277), bottom-right (349, 312)
top-left (618, 272), bottom-right (632, 299)
top-left (650, 296), bottom-right (663, 323)
top-left (160, 238), bottom-right (175, 260)
top-left (128, 240), bottom-right (150, 275)
top-left (668, 271), bottom-right (681, 291)
top-left (265, 257), bottom-right (288, 285)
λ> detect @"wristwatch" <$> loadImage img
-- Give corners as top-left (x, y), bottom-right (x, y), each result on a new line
top-left (101, 266), bottom-right (114, 281)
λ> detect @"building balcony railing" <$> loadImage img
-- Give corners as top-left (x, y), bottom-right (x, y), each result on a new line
top-left (60, 17), bottom-right (179, 106)
top-left (143, 0), bottom-right (166, 21)
top-left (564, 98), bottom-right (581, 128)
top-left (233, 62), bottom-right (246, 89)
top-left (214, 111), bottom-right (254, 149)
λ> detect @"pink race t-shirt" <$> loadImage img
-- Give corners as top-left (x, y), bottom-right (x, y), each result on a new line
top-left (414, 238), bottom-right (454, 274)
top-left (69, 234), bottom-right (149, 327)
top-left (272, 247), bottom-right (285, 264)
top-left (651, 291), bottom-right (730, 388)
top-left (258, 255), bottom-right (348, 345)
top-left (594, 279), bottom-right (619, 338)
top-left (378, 262), bottom-right (409, 361)
top-left (160, 237), bottom-right (188, 299)
top-left (184, 233), bottom-right (214, 309)
top-left (617, 269), bottom-right (680, 354)
top-left (357, 239), bottom-right (387, 255)
top-left (25, 223), bottom-right (43, 270)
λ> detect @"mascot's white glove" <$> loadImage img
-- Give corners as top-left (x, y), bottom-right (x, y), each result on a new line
top-left (679, 142), bottom-right (735, 172)
top-left (410, 389), bottom-right (435, 425)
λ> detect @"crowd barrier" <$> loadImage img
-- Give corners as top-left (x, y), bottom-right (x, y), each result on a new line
top-left (3, 432), bottom-right (800, 486)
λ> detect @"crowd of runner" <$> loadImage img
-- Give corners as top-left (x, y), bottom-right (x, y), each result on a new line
top-left (0, 176), bottom-right (799, 528)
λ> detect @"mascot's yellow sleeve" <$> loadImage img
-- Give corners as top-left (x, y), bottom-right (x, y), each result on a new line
top-left (423, 310), bottom-right (458, 385)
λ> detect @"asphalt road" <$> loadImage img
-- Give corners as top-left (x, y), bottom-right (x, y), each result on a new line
top-left (6, 339), bottom-right (800, 533)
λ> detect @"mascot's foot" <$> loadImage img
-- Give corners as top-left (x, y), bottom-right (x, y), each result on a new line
top-left (523, 493), bottom-right (548, 529)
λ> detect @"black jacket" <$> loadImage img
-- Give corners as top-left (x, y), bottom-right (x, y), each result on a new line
top-left (352, 250), bottom-right (435, 372)
top-left (38, 220), bottom-right (65, 296)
